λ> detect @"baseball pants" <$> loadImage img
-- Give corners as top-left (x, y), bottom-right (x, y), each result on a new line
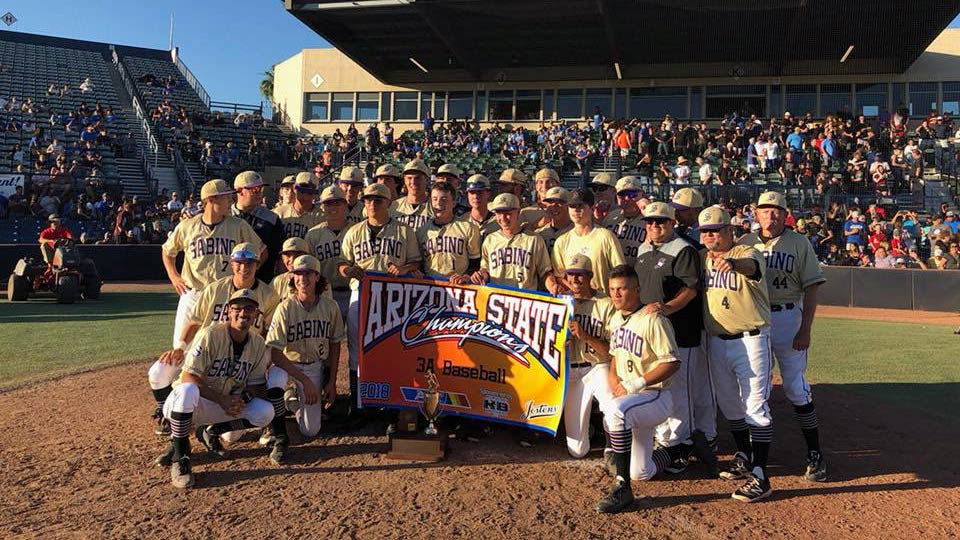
top-left (770, 307), bottom-right (813, 406)
top-left (276, 361), bottom-right (326, 437)
top-left (708, 327), bottom-right (773, 429)
top-left (348, 289), bottom-right (360, 374)
top-left (563, 363), bottom-right (614, 458)
top-left (171, 289), bottom-right (201, 349)
top-left (163, 382), bottom-right (274, 429)
top-left (655, 346), bottom-right (696, 447)
top-left (601, 389), bottom-right (674, 481)
top-left (691, 332), bottom-right (717, 440)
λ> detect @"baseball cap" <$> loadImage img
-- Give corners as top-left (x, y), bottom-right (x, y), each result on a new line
top-left (534, 168), bottom-right (560, 183)
top-left (374, 163), bottom-right (402, 179)
top-left (281, 237), bottom-right (309, 254)
top-left (947, 210), bottom-right (956, 217)
top-left (671, 187), bottom-right (704, 210)
top-left (465, 174), bottom-right (491, 192)
top-left (568, 189), bottom-right (595, 207)
top-left (200, 179), bottom-right (234, 200)
top-left (338, 166), bottom-right (364, 185)
top-left (230, 242), bottom-right (259, 263)
top-left (616, 176), bottom-right (644, 193)
top-left (362, 183), bottom-right (391, 200)
top-left (436, 163), bottom-right (463, 178)
top-left (402, 158), bottom-right (431, 177)
top-left (699, 206), bottom-right (732, 230)
top-left (498, 168), bottom-right (527, 185)
top-left (590, 172), bottom-right (617, 188)
top-left (48, 213), bottom-right (61, 222)
top-left (642, 201), bottom-right (676, 221)
top-left (320, 185), bottom-right (347, 204)
top-left (542, 187), bottom-right (571, 203)
top-left (233, 171), bottom-right (265, 190)
top-left (291, 254), bottom-right (322, 274)
top-left (279, 175), bottom-right (295, 186)
top-left (895, 257), bottom-right (906, 265)
top-left (294, 172), bottom-right (319, 194)
top-left (566, 254), bottom-right (594, 275)
top-left (757, 191), bottom-right (788, 210)
top-left (489, 193), bottom-right (520, 212)
top-left (226, 288), bottom-right (260, 308)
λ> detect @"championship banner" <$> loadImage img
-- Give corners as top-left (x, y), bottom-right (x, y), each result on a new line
top-left (358, 274), bottom-right (573, 435)
top-left (0, 173), bottom-right (24, 198)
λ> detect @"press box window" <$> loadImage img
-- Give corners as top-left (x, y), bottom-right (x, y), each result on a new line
top-left (357, 92), bottom-right (379, 121)
top-left (305, 92), bottom-right (329, 122)
top-left (393, 91), bottom-right (419, 121)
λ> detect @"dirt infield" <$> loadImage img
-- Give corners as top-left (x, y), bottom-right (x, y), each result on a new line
top-left (2, 360), bottom-right (958, 540)
top-left (818, 305), bottom-right (958, 326)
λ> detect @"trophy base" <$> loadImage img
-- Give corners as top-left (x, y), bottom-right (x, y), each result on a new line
top-left (387, 430), bottom-right (448, 461)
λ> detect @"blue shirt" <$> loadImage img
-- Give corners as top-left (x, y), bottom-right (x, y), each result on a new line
top-left (786, 132), bottom-right (804, 150)
top-left (822, 138), bottom-right (837, 158)
top-left (844, 219), bottom-right (865, 245)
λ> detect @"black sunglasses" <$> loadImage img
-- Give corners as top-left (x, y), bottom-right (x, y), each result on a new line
top-left (645, 218), bottom-right (670, 225)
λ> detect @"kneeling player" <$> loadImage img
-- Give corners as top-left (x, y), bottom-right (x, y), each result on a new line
top-left (596, 265), bottom-right (680, 514)
top-left (263, 255), bottom-right (346, 464)
top-left (156, 289), bottom-right (275, 489)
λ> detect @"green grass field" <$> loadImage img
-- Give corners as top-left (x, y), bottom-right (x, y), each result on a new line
top-left (1, 292), bottom-right (958, 421)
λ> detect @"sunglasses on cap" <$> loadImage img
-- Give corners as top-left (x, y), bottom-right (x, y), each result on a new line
top-left (617, 190), bottom-right (641, 199)
top-left (230, 249), bottom-right (258, 262)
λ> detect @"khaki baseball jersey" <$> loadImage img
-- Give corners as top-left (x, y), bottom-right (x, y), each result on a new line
top-left (273, 203), bottom-right (324, 239)
top-left (460, 211), bottom-right (500, 240)
top-left (270, 271), bottom-right (334, 301)
top-left (417, 219), bottom-right (481, 277)
top-left (390, 198), bottom-right (434, 230)
top-left (520, 205), bottom-right (546, 230)
top-left (266, 295), bottom-right (346, 365)
top-left (570, 294), bottom-right (617, 366)
top-left (702, 244), bottom-right (771, 335)
top-left (535, 223), bottom-right (573, 255)
top-left (305, 223), bottom-right (351, 290)
top-left (739, 229), bottom-right (826, 305)
top-left (608, 309), bottom-right (679, 389)
top-left (162, 215), bottom-right (264, 291)
top-left (347, 202), bottom-right (366, 226)
top-left (481, 230), bottom-right (552, 290)
top-left (189, 277), bottom-right (280, 334)
top-left (602, 207), bottom-right (623, 232)
top-left (611, 215), bottom-right (646, 266)
top-left (340, 219), bottom-right (422, 289)
top-left (177, 323), bottom-right (269, 396)
top-left (552, 226), bottom-right (627, 293)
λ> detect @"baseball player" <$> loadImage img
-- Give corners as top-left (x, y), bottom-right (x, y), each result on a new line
top-left (522, 167), bottom-right (560, 227)
top-left (390, 159), bottom-right (434, 230)
top-left (160, 177), bottom-right (264, 357)
top-left (271, 237), bottom-right (310, 301)
top-left (436, 163), bottom-right (470, 216)
top-left (535, 186), bottom-right (573, 254)
top-left (595, 264), bottom-right (680, 513)
top-left (459, 174), bottom-right (499, 240)
top-left (671, 187), bottom-right (705, 249)
top-left (305, 185), bottom-right (353, 322)
top-left (337, 166), bottom-right (367, 226)
top-left (273, 172), bottom-right (324, 239)
top-left (156, 289), bottom-right (275, 488)
top-left (740, 191), bottom-right (827, 482)
top-left (417, 181), bottom-right (481, 282)
top-left (232, 171), bottom-right (284, 282)
top-left (699, 206), bottom-right (774, 503)
top-left (263, 255), bottom-right (346, 463)
top-left (563, 254), bottom-right (617, 459)
top-left (471, 193), bottom-right (561, 294)
top-left (610, 176), bottom-right (648, 266)
top-left (635, 202), bottom-right (711, 472)
top-left (552, 189), bottom-right (626, 295)
top-left (374, 163), bottom-right (402, 201)
top-left (496, 169), bottom-right (544, 230)
top-left (273, 175), bottom-right (295, 210)
top-left (149, 242), bottom-right (275, 434)
top-left (590, 172), bottom-right (621, 229)
top-left (339, 183), bottom-right (422, 406)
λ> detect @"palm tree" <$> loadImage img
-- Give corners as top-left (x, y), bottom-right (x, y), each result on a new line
top-left (259, 67), bottom-right (274, 103)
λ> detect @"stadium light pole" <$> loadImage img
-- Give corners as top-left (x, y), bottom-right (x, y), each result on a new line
top-left (840, 45), bottom-right (854, 63)
top-left (614, 62), bottom-right (622, 80)
top-left (409, 57), bottom-right (429, 73)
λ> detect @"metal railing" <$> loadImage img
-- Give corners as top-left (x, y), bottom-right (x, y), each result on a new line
top-left (111, 47), bottom-right (159, 169)
top-left (210, 101), bottom-right (263, 116)
top-left (172, 53), bottom-right (211, 109)
top-left (172, 148), bottom-right (197, 197)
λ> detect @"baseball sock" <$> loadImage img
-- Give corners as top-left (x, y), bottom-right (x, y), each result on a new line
top-left (607, 427), bottom-right (632, 481)
top-left (652, 448), bottom-right (671, 475)
top-left (209, 419), bottom-right (255, 435)
top-left (152, 386), bottom-right (172, 410)
top-left (749, 424), bottom-right (773, 476)
top-left (169, 411), bottom-right (193, 460)
top-left (267, 387), bottom-right (289, 444)
top-left (349, 370), bottom-right (359, 408)
top-left (794, 402), bottom-right (821, 453)
top-left (728, 418), bottom-right (751, 456)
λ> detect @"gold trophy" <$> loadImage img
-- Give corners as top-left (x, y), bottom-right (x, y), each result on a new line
top-left (387, 370), bottom-right (448, 461)
top-left (421, 371), bottom-right (442, 436)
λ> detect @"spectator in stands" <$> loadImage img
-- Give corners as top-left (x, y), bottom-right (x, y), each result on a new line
top-left (167, 192), bottom-right (184, 213)
top-left (79, 77), bottom-right (94, 94)
top-left (673, 156), bottom-right (691, 184)
top-left (6, 185), bottom-right (27, 217)
top-left (843, 209), bottom-right (866, 251)
top-left (873, 246), bottom-right (896, 268)
top-left (114, 200), bottom-right (134, 243)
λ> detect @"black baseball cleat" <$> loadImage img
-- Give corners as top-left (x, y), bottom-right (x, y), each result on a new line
top-left (170, 456), bottom-right (194, 489)
top-left (732, 472), bottom-right (772, 503)
top-left (596, 476), bottom-right (635, 514)
top-left (719, 451), bottom-right (752, 480)
top-left (196, 426), bottom-right (227, 459)
top-left (270, 441), bottom-right (289, 465)
top-left (804, 450), bottom-right (827, 482)
top-left (664, 444), bottom-right (692, 474)
top-left (152, 408), bottom-right (170, 436)
top-left (154, 442), bottom-right (175, 468)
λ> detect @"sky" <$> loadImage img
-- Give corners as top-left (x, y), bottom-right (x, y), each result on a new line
top-left (1, 4), bottom-right (959, 108)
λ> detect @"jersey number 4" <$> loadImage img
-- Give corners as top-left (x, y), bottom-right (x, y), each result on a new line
top-left (721, 296), bottom-right (730, 309)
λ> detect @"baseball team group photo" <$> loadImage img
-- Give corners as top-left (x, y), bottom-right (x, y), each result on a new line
top-left (2, 2), bottom-right (960, 539)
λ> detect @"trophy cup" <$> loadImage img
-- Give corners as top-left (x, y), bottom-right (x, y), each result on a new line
top-left (387, 370), bottom-right (448, 461)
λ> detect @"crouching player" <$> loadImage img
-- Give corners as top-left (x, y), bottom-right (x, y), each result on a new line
top-left (156, 289), bottom-right (275, 489)
top-left (596, 265), bottom-right (680, 513)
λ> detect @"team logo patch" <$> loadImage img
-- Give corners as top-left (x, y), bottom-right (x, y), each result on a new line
top-left (655, 257), bottom-right (666, 269)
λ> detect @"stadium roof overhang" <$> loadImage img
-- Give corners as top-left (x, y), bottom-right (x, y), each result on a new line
top-left (286, 0), bottom-right (960, 85)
